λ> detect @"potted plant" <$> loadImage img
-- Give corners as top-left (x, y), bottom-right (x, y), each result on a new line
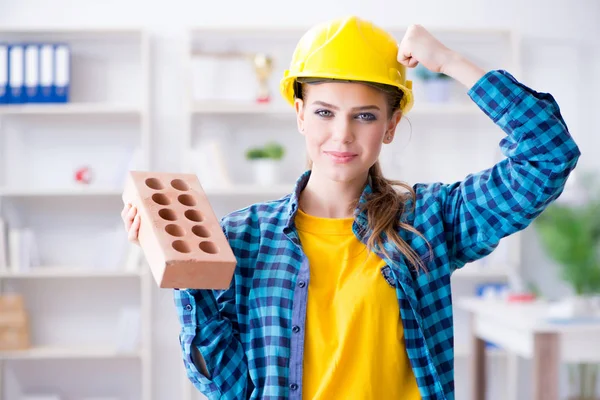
top-left (245, 141), bottom-right (285, 186)
top-left (533, 171), bottom-right (600, 400)
top-left (415, 64), bottom-right (452, 103)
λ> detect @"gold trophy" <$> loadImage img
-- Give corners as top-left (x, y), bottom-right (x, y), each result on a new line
top-left (252, 53), bottom-right (274, 103)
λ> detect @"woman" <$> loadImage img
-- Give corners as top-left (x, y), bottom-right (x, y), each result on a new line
top-left (122, 16), bottom-right (581, 400)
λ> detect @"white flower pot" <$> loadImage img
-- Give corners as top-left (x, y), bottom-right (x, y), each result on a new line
top-left (424, 79), bottom-right (451, 103)
top-left (251, 159), bottom-right (279, 186)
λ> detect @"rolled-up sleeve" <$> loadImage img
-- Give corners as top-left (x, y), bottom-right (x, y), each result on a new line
top-left (434, 70), bottom-right (581, 270)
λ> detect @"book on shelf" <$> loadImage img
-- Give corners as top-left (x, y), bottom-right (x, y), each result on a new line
top-left (124, 244), bottom-right (142, 272)
top-left (6, 227), bottom-right (40, 273)
top-left (186, 140), bottom-right (232, 190)
top-left (94, 224), bottom-right (142, 273)
top-left (115, 306), bottom-right (141, 353)
top-left (0, 293), bottom-right (31, 351)
top-left (0, 218), bottom-right (7, 270)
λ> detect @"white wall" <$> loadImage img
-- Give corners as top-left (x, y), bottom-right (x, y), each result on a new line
top-left (1, 1), bottom-right (598, 399)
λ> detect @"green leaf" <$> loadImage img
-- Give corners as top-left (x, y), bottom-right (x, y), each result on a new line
top-left (534, 202), bottom-right (600, 295)
top-left (263, 142), bottom-right (285, 160)
top-left (245, 148), bottom-right (268, 160)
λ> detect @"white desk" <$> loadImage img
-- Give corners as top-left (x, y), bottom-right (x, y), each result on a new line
top-left (458, 297), bottom-right (600, 400)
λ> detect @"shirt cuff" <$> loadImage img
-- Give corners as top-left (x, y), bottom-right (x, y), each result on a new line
top-left (467, 69), bottom-right (522, 123)
top-left (177, 289), bottom-right (220, 326)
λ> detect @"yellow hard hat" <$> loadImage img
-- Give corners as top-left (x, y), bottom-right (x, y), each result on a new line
top-left (280, 16), bottom-right (414, 114)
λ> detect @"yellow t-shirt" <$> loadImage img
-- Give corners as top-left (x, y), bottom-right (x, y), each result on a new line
top-left (296, 209), bottom-right (421, 400)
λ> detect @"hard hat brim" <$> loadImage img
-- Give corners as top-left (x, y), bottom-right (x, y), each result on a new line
top-left (280, 72), bottom-right (414, 114)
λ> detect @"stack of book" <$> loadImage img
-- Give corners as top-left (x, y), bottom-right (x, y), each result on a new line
top-left (0, 293), bottom-right (30, 351)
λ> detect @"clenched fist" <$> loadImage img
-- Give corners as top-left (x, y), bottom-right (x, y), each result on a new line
top-left (397, 24), bottom-right (455, 72)
top-left (398, 24), bottom-right (486, 89)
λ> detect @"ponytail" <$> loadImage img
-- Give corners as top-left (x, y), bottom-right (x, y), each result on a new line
top-left (359, 161), bottom-right (432, 273)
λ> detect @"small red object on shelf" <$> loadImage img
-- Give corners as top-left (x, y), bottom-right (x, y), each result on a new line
top-left (507, 293), bottom-right (536, 303)
top-left (75, 166), bottom-right (93, 184)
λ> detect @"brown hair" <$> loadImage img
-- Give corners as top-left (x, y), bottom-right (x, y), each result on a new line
top-left (295, 78), bottom-right (433, 273)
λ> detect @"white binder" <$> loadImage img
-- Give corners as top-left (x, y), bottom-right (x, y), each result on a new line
top-left (8, 44), bottom-right (25, 103)
top-left (39, 44), bottom-right (54, 102)
top-left (0, 44), bottom-right (7, 103)
top-left (24, 44), bottom-right (40, 103)
top-left (54, 44), bottom-right (70, 102)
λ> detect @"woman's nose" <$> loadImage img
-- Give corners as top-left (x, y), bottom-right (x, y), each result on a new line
top-left (331, 118), bottom-right (354, 143)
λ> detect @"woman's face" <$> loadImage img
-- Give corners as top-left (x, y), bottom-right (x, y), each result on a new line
top-left (295, 81), bottom-right (401, 183)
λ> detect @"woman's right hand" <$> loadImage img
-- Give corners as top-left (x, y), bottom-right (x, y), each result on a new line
top-left (121, 203), bottom-right (141, 245)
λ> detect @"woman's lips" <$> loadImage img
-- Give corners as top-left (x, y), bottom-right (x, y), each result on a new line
top-left (324, 151), bottom-right (358, 164)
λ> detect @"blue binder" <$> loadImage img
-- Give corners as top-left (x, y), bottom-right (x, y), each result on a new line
top-left (53, 43), bottom-right (70, 103)
top-left (0, 44), bottom-right (8, 104)
top-left (8, 44), bottom-right (26, 104)
top-left (24, 43), bottom-right (41, 103)
top-left (39, 44), bottom-right (54, 103)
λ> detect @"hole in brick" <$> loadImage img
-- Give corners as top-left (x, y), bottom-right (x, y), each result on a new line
top-left (152, 193), bottom-right (170, 205)
top-left (185, 209), bottom-right (204, 222)
top-left (145, 178), bottom-right (164, 190)
top-left (165, 224), bottom-right (184, 237)
top-left (171, 179), bottom-right (190, 191)
top-left (172, 240), bottom-right (191, 253)
top-left (199, 241), bottom-right (219, 254)
top-left (178, 194), bottom-right (197, 207)
top-left (192, 225), bottom-right (210, 238)
top-left (159, 208), bottom-right (177, 221)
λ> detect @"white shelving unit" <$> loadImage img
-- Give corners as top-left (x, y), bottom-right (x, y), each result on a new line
top-left (181, 24), bottom-right (523, 400)
top-left (0, 28), bottom-right (152, 400)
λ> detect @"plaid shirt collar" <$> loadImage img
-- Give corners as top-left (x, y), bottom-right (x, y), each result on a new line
top-left (282, 169), bottom-right (373, 239)
top-left (281, 169), bottom-right (414, 275)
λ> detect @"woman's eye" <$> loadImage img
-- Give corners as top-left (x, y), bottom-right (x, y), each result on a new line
top-left (315, 109), bottom-right (333, 118)
top-left (356, 113), bottom-right (376, 121)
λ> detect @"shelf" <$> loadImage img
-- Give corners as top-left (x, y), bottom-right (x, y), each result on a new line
top-left (190, 26), bottom-right (513, 37)
top-left (0, 27), bottom-right (145, 36)
top-left (0, 345), bottom-right (141, 360)
top-left (0, 187), bottom-right (123, 198)
top-left (205, 184), bottom-right (295, 197)
top-left (191, 100), bottom-right (481, 116)
top-left (0, 267), bottom-right (142, 279)
top-left (453, 267), bottom-right (511, 280)
top-left (0, 185), bottom-right (296, 199)
top-left (411, 102), bottom-right (482, 115)
top-left (191, 101), bottom-right (293, 115)
top-left (455, 344), bottom-right (505, 358)
top-left (0, 103), bottom-right (143, 116)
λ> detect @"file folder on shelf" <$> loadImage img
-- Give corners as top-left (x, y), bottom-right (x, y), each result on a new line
top-left (24, 44), bottom-right (40, 103)
top-left (8, 44), bottom-right (25, 104)
top-left (0, 44), bottom-right (7, 104)
top-left (53, 43), bottom-right (70, 103)
top-left (39, 44), bottom-right (53, 103)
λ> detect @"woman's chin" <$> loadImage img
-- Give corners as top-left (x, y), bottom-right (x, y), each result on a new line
top-left (315, 163), bottom-right (367, 183)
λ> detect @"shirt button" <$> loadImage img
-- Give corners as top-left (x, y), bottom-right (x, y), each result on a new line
top-left (290, 383), bottom-right (298, 391)
top-left (292, 326), bottom-right (300, 333)
top-left (185, 305), bottom-right (192, 311)
top-left (298, 281), bottom-right (306, 288)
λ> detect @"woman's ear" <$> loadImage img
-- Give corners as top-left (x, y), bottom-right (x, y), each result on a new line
top-left (295, 98), bottom-right (305, 135)
top-left (383, 109), bottom-right (402, 144)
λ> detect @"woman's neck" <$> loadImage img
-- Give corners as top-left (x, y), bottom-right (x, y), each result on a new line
top-left (299, 169), bottom-right (368, 219)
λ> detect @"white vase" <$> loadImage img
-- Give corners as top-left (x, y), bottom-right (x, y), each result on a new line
top-left (252, 159), bottom-right (279, 186)
top-left (424, 79), bottom-right (451, 103)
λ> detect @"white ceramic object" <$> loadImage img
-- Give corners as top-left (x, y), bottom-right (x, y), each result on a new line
top-left (252, 159), bottom-right (279, 186)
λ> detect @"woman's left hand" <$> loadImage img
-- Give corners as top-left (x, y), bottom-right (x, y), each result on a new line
top-left (397, 24), bottom-right (486, 88)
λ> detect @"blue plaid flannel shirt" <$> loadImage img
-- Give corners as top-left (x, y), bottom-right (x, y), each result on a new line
top-left (174, 70), bottom-right (581, 400)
